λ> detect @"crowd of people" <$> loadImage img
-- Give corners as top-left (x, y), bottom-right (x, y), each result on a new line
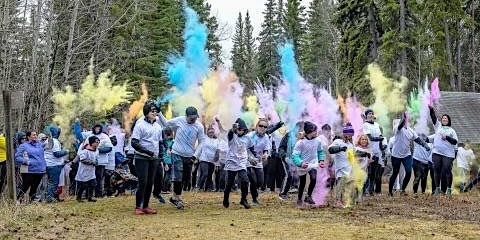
top-left (0, 101), bottom-right (479, 215)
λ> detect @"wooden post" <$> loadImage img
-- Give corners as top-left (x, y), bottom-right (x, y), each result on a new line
top-left (2, 90), bottom-right (24, 202)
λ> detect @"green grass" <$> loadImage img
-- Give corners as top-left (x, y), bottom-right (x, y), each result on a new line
top-left (1, 191), bottom-right (480, 240)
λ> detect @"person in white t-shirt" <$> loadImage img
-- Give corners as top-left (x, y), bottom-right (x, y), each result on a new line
top-left (429, 106), bottom-right (458, 196)
top-left (456, 141), bottom-right (475, 189)
top-left (389, 112), bottom-right (430, 196)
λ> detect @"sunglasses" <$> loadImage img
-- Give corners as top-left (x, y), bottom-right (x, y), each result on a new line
top-left (258, 125), bottom-right (268, 128)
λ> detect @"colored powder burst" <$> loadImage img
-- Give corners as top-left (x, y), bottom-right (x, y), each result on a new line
top-left (312, 166), bottom-right (330, 206)
top-left (123, 83), bottom-right (148, 134)
top-left (315, 89), bottom-right (342, 128)
top-left (52, 60), bottom-right (130, 147)
top-left (406, 89), bottom-right (421, 126)
top-left (337, 95), bottom-right (348, 122)
top-left (201, 68), bottom-right (243, 128)
top-left (430, 77), bottom-right (441, 107)
top-left (345, 95), bottom-right (364, 138)
top-left (255, 83), bottom-right (279, 123)
top-left (347, 149), bottom-right (367, 198)
top-left (414, 80), bottom-right (431, 135)
top-left (277, 43), bottom-right (307, 129)
top-left (367, 64), bottom-right (408, 136)
top-left (163, 4), bottom-right (210, 115)
top-left (164, 104), bottom-right (173, 120)
top-left (241, 95), bottom-right (259, 128)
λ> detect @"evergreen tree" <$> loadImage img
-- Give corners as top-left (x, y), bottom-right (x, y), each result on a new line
top-left (231, 12), bottom-right (245, 80)
top-left (257, 0), bottom-right (280, 88)
top-left (284, 0), bottom-right (306, 69)
top-left (243, 11), bottom-right (257, 89)
top-left (303, 0), bottom-right (338, 86)
top-left (334, 0), bottom-right (381, 104)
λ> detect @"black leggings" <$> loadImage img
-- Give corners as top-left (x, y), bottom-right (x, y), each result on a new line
top-left (224, 170), bottom-right (249, 203)
top-left (367, 158), bottom-right (384, 194)
top-left (247, 167), bottom-right (264, 200)
top-left (432, 153), bottom-right (453, 192)
top-left (298, 169), bottom-right (317, 200)
top-left (152, 162), bottom-right (164, 197)
top-left (198, 161), bottom-right (215, 191)
top-left (389, 156), bottom-right (413, 193)
top-left (412, 159), bottom-right (429, 193)
top-left (0, 162), bottom-right (6, 194)
top-left (135, 156), bottom-right (157, 208)
top-left (77, 179), bottom-right (96, 200)
top-left (18, 173), bottom-right (43, 201)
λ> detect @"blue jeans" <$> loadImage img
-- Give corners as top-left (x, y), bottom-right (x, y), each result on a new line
top-left (46, 165), bottom-right (63, 202)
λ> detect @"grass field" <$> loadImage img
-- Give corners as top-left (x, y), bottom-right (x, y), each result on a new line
top-left (1, 191), bottom-right (480, 240)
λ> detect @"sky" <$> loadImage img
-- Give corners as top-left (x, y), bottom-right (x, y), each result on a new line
top-left (206, 0), bottom-right (311, 66)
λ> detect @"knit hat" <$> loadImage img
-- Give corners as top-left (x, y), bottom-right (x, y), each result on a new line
top-left (343, 122), bottom-right (354, 136)
top-left (235, 118), bottom-right (248, 130)
top-left (303, 121), bottom-right (317, 135)
top-left (364, 109), bottom-right (374, 117)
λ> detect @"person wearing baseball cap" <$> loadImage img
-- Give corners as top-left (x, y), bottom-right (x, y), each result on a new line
top-left (157, 106), bottom-right (205, 209)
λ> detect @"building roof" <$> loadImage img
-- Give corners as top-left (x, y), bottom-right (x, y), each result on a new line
top-left (439, 91), bottom-right (480, 143)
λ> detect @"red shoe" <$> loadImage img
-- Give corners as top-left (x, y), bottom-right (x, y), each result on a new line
top-left (135, 207), bottom-right (145, 215)
top-left (142, 207), bottom-right (157, 214)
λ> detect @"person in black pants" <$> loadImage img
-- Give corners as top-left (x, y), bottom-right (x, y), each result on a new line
top-left (428, 106), bottom-right (458, 196)
top-left (278, 121), bottom-right (304, 200)
top-left (130, 102), bottom-right (165, 215)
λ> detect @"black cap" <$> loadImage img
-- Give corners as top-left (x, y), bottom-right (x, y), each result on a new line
top-left (186, 106), bottom-right (198, 117)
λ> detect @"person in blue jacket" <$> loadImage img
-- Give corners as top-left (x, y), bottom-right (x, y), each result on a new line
top-left (15, 131), bottom-right (46, 202)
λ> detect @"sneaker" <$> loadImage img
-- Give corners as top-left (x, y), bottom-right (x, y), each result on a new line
top-left (223, 200), bottom-right (229, 208)
top-left (400, 190), bottom-right (408, 196)
top-left (296, 199), bottom-right (303, 207)
top-left (252, 199), bottom-right (260, 205)
top-left (161, 191), bottom-right (171, 194)
top-left (434, 187), bottom-right (441, 196)
top-left (239, 199), bottom-right (251, 209)
top-left (88, 198), bottom-right (97, 202)
top-left (279, 194), bottom-right (289, 201)
top-left (169, 197), bottom-right (185, 210)
top-left (304, 196), bottom-right (315, 205)
top-left (446, 188), bottom-right (452, 196)
top-left (156, 195), bottom-right (166, 204)
top-left (142, 207), bottom-right (157, 214)
top-left (135, 207), bottom-right (145, 215)
top-left (335, 200), bottom-right (344, 208)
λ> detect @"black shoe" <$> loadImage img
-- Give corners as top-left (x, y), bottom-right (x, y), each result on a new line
top-left (169, 197), bottom-right (184, 209)
top-left (88, 198), bottom-right (97, 202)
top-left (155, 194), bottom-right (166, 204)
top-left (388, 192), bottom-right (394, 197)
top-left (304, 196), bottom-right (315, 205)
top-left (240, 199), bottom-right (250, 209)
top-left (223, 200), bottom-right (229, 208)
top-left (76, 198), bottom-right (84, 203)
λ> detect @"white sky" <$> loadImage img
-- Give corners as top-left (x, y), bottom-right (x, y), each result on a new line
top-left (206, 0), bottom-right (311, 66)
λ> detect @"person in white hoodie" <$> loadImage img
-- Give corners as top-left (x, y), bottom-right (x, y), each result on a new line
top-left (80, 123), bottom-right (113, 198)
top-left (43, 126), bottom-right (68, 203)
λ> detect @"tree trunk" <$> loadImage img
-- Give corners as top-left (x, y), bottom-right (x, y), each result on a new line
top-left (63, 0), bottom-right (80, 83)
top-left (368, 1), bottom-right (378, 61)
top-left (399, 0), bottom-right (407, 77)
top-left (443, 17), bottom-right (456, 90)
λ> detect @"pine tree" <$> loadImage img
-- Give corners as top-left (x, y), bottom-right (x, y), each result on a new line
top-left (334, 0), bottom-right (381, 104)
top-left (231, 12), bottom-right (245, 80)
top-left (284, 0), bottom-right (306, 69)
top-left (257, 0), bottom-right (280, 88)
top-left (303, 0), bottom-right (338, 86)
top-left (243, 11), bottom-right (257, 89)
